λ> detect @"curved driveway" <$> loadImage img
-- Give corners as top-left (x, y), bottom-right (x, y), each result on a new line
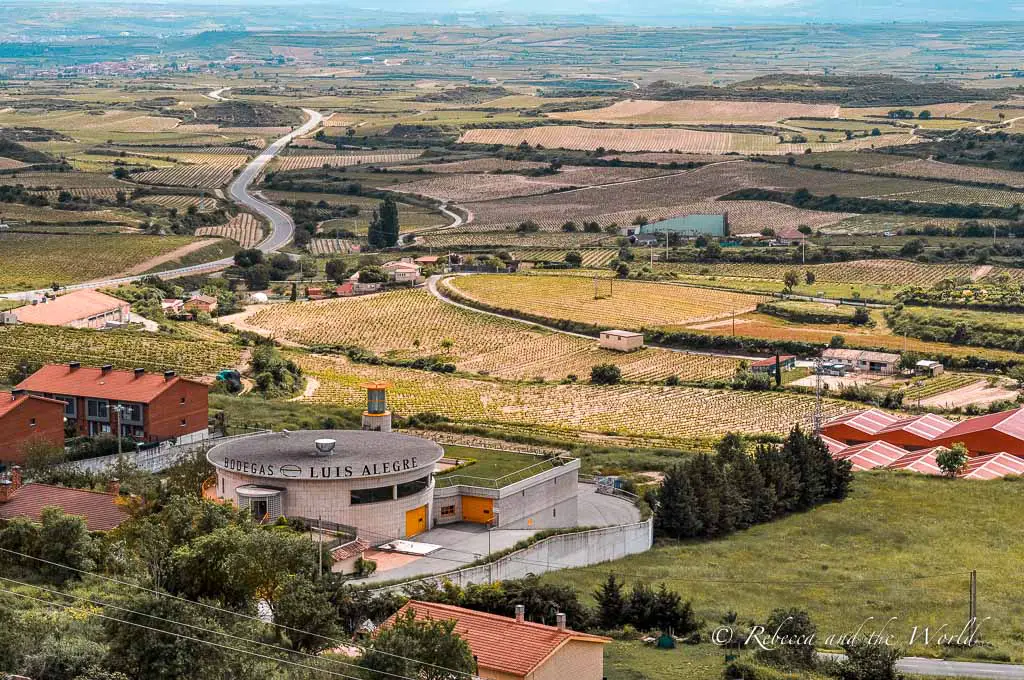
top-left (0, 109), bottom-right (322, 300)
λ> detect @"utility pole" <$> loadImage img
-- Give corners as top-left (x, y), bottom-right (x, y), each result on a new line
top-left (969, 569), bottom-right (977, 633)
top-left (813, 355), bottom-right (824, 435)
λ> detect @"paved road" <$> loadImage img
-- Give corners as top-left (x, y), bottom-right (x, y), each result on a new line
top-left (206, 87), bottom-right (231, 101)
top-left (822, 652), bottom-right (1024, 679)
top-left (0, 109), bottom-right (323, 300)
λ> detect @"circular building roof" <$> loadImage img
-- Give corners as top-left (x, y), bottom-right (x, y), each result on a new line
top-left (208, 430), bottom-right (443, 481)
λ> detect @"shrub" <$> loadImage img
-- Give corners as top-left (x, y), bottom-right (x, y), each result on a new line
top-left (590, 363), bottom-right (622, 385)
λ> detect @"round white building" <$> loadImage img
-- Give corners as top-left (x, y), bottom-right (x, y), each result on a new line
top-left (208, 429), bottom-right (443, 540)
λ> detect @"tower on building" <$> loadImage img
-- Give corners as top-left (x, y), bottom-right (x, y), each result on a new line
top-left (361, 382), bottom-right (392, 432)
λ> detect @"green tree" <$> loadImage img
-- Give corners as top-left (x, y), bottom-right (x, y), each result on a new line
top-left (35, 506), bottom-right (97, 584)
top-left (590, 363), bottom-right (622, 385)
top-left (359, 609), bottom-right (475, 680)
top-left (273, 575), bottom-right (341, 653)
top-left (754, 608), bottom-right (817, 670)
top-left (324, 258), bottom-right (348, 283)
top-left (805, 270), bottom-right (816, 285)
top-left (783, 269), bottom-right (800, 292)
top-left (21, 635), bottom-right (106, 680)
top-left (564, 251), bottom-right (583, 267)
top-left (937, 443), bottom-right (969, 478)
top-left (654, 462), bottom-right (701, 539)
top-left (593, 574), bottom-right (627, 629)
top-left (368, 196), bottom-right (400, 248)
top-left (826, 640), bottom-right (904, 680)
top-left (358, 266), bottom-right (387, 284)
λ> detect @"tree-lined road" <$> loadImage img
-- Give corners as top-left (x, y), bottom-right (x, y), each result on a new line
top-left (0, 108), bottom-right (323, 299)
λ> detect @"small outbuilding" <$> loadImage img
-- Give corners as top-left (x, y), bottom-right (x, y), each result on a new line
top-left (598, 330), bottom-right (644, 352)
top-left (750, 355), bottom-right (796, 374)
top-left (915, 360), bottom-right (944, 377)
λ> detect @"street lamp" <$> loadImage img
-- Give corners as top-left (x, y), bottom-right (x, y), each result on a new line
top-left (110, 405), bottom-right (127, 461)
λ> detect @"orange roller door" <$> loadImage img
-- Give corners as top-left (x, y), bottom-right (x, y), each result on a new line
top-left (462, 496), bottom-right (494, 524)
top-left (405, 505), bottom-right (427, 538)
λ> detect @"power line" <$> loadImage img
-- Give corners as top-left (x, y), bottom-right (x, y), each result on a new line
top-left (0, 575), bottom-right (416, 680)
top-left (0, 585), bottom-right (354, 679)
top-left (0, 547), bottom-right (474, 678)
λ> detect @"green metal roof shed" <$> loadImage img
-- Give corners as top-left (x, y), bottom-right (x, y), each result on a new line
top-left (639, 214), bottom-right (728, 237)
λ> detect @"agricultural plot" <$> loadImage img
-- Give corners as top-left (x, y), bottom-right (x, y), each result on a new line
top-left (0, 233), bottom-right (196, 291)
top-left (0, 110), bottom-right (181, 133)
top-left (0, 325), bottom-right (240, 377)
top-left (243, 289), bottom-right (740, 383)
top-left (863, 158), bottom-right (1024, 187)
top-left (447, 274), bottom-right (769, 329)
top-left (0, 203), bottom-right (140, 226)
top-left (838, 103), bottom-right (976, 119)
top-left (274, 153), bottom-right (422, 172)
top-left (655, 260), bottom-right (979, 287)
top-left (196, 213), bottom-right (264, 248)
top-left (458, 126), bottom-right (916, 155)
top-left (0, 156), bottom-right (28, 170)
top-left (400, 158), bottom-right (550, 173)
top-left (136, 194), bottom-right (219, 212)
top-left (548, 99), bottom-right (841, 124)
top-left (511, 249), bottom-right (617, 266)
top-left (131, 165), bottom-right (237, 188)
top-left (391, 173), bottom-right (568, 202)
top-left (0, 172), bottom-right (130, 189)
top-left (34, 187), bottom-right (122, 202)
top-left (417, 231), bottom-right (613, 249)
top-left (307, 238), bottom-right (361, 255)
top-left (903, 373), bottom-right (981, 402)
top-left (297, 354), bottom-right (853, 443)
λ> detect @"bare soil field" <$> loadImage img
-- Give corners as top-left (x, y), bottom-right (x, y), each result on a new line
top-left (549, 99), bottom-right (841, 124)
top-left (918, 380), bottom-right (1019, 409)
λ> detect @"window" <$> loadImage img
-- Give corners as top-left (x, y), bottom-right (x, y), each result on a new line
top-left (180, 397), bottom-right (186, 406)
top-left (118, 403), bottom-right (143, 424)
top-left (351, 485), bottom-right (394, 505)
top-left (440, 505), bottom-right (455, 517)
top-left (396, 476), bottom-right (430, 499)
top-left (180, 419), bottom-right (187, 428)
top-left (86, 399), bottom-right (109, 420)
top-left (29, 418), bottom-right (36, 428)
top-left (58, 396), bottom-right (76, 418)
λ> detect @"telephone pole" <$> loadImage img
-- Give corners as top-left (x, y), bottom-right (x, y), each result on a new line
top-left (969, 569), bottom-right (977, 633)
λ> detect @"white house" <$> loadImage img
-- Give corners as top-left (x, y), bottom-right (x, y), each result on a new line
top-left (382, 259), bottom-right (423, 284)
top-left (598, 330), bottom-right (644, 352)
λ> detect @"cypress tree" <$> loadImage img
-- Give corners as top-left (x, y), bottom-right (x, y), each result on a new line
top-left (654, 462), bottom-right (702, 539)
top-left (593, 574), bottom-right (627, 629)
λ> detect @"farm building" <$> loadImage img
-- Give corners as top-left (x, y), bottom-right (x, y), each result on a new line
top-left (0, 390), bottom-right (66, 469)
top-left (388, 601), bottom-right (610, 680)
top-left (888, 448), bottom-right (944, 475)
top-left (819, 434), bottom-right (847, 455)
top-left (634, 214), bottom-right (728, 242)
top-left (382, 259), bottom-right (423, 284)
top-left (872, 414), bottom-right (956, 450)
top-left (834, 440), bottom-right (908, 471)
top-left (932, 408), bottom-right (1024, 456)
top-left (961, 453), bottom-right (1024, 480)
top-left (0, 471), bottom-right (128, 532)
top-left (10, 290), bottom-right (130, 329)
top-left (161, 298), bottom-right (185, 315)
top-left (915, 360), bottom-right (944, 377)
top-left (184, 294), bottom-right (218, 314)
top-left (821, 349), bottom-right (900, 375)
top-left (598, 330), bottom-right (644, 352)
top-left (750, 355), bottom-right (796, 374)
top-left (820, 408), bottom-right (901, 445)
top-left (16, 363), bottom-right (209, 444)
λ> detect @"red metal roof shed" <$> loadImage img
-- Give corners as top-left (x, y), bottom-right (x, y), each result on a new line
top-left (934, 408), bottom-right (1024, 456)
top-left (820, 409), bottom-right (901, 445)
top-left (874, 413), bottom-right (957, 449)
top-left (960, 452), bottom-right (1024, 480)
top-left (834, 440), bottom-right (909, 471)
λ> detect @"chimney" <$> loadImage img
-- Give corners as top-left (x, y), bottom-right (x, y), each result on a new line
top-left (164, 370), bottom-right (176, 381)
top-left (555, 612), bottom-right (566, 631)
top-left (106, 478), bottom-right (121, 496)
top-left (11, 466), bottom-right (21, 489)
top-left (69, 361), bottom-right (81, 371)
top-left (133, 368), bottom-right (145, 378)
top-left (515, 604), bottom-right (525, 623)
top-left (0, 481), bottom-right (12, 503)
top-left (101, 364), bottom-right (113, 374)
top-left (10, 388), bottom-right (24, 400)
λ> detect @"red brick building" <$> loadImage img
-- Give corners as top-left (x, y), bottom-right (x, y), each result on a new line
top-left (0, 470), bottom-right (128, 531)
top-left (16, 363), bottom-right (209, 444)
top-left (0, 390), bottom-right (66, 468)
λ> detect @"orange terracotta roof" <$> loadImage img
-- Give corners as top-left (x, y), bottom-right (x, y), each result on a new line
top-left (16, 364), bottom-right (207, 403)
top-left (0, 391), bottom-right (65, 418)
top-left (0, 483), bottom-right (128, 531)
top-left (391, 601), bottom-right (609, 678)
top-left (13, 290), bottom-right (126, 326)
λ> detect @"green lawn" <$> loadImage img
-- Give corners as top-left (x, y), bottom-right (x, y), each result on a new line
top-left (545, 473), bottom-right (1024, 661)
top-left (438, 445), bottom-right (552, 482)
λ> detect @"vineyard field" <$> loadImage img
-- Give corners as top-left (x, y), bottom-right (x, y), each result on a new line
top-left (549, 99), bottom-right (841, 124)
top-left (196, 213), bottom-right (264, 248)
top-left (417, 231), bottom-right (614, 249)
top-left (0, 233), bottom-right (196, 291)
top-left (0, 325), bottom-right (241, 377)
top-left (654, 260), bottom-right (980, 287)
top-left (242, 290), bottom-right (741, 383)
top-left (448, 274), bottom-right (769, 329)
top-left (296, 354), bottom-right (855, 444)
top-left (0, 156), bottom-right (28, 170)
top-left (132, 165), bottom-right (237, 188)
top-left (136, 195), bottom-right (219, 211)
top-left (274, 153), bottom-right (422, 172)
top-left (863, 159), bottom-right (1024, 188)
top-left (307, 238), bottom-right (361, 255)
top-left (511, 249), bottom-right (617, 266)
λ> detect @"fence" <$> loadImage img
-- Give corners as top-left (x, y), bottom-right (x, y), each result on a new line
top-left (370, 517), bottom-right (653, 593)
top-left (69, 430), bottom-right (269, 474)
top-left (434, 456), bottom-right (572, 490)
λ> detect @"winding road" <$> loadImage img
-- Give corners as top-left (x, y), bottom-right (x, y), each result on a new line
top-left (0, 108), bottom-right (323, 300)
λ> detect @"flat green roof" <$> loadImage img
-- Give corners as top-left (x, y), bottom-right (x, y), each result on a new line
top-left (639, 214), bottom-right (726, 236)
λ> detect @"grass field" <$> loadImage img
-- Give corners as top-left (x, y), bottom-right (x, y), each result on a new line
top-left (0, 233), bottom-right (198, 290)
top-left (544, 473), bottom-right (1024, 661)
top-left (242, 290), bottom-right (741, 383)
top-left (438, 445), bottom-right (549, 481)
top-left (448, 274), bottom-right (769, 330)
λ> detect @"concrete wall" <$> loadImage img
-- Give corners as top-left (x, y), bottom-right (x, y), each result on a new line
top-left (532, 639), bottom-right (607, 680)
top-left (373, 517), bottom-right (653, 593)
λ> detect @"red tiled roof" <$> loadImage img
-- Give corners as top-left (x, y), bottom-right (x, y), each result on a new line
top-left (16, 364), bottom-right (206, 403)
top-left (13, 290), bottom-right (126, 326)
top-left (876, 414), bottom-right (956, 441)
top-left (941, 408), bottom-right (1024, 440)
top-left (0, 483), bottom-right (128, 531)
top-left (888, 448), bottom-right (944, 475)
top-left (390, 601), bottom-right (609, 677)
top-left (750, 355), bottom-right (795, 368)
top-left (822, 409), bottom-right (900, 435)
top-left (819, 435), bottom-right (846, 455)
top-left (961, 452), bottom-right (1024, 480)
top-left (835, 440), bottom-right (908, 471)
top-left (0, 391), bottom-right (65, 418)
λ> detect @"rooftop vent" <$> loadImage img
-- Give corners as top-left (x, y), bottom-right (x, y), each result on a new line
top-left (69, 361), bottom-right (81, 371)
top-left (164, 370), bottom-right (176, 381)
top-left (10, 388), bottom-right (25, 400)
top-left (100, 364), bottom-right (113, 374)
top-left (133, 368), bottom-right (145, 378)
